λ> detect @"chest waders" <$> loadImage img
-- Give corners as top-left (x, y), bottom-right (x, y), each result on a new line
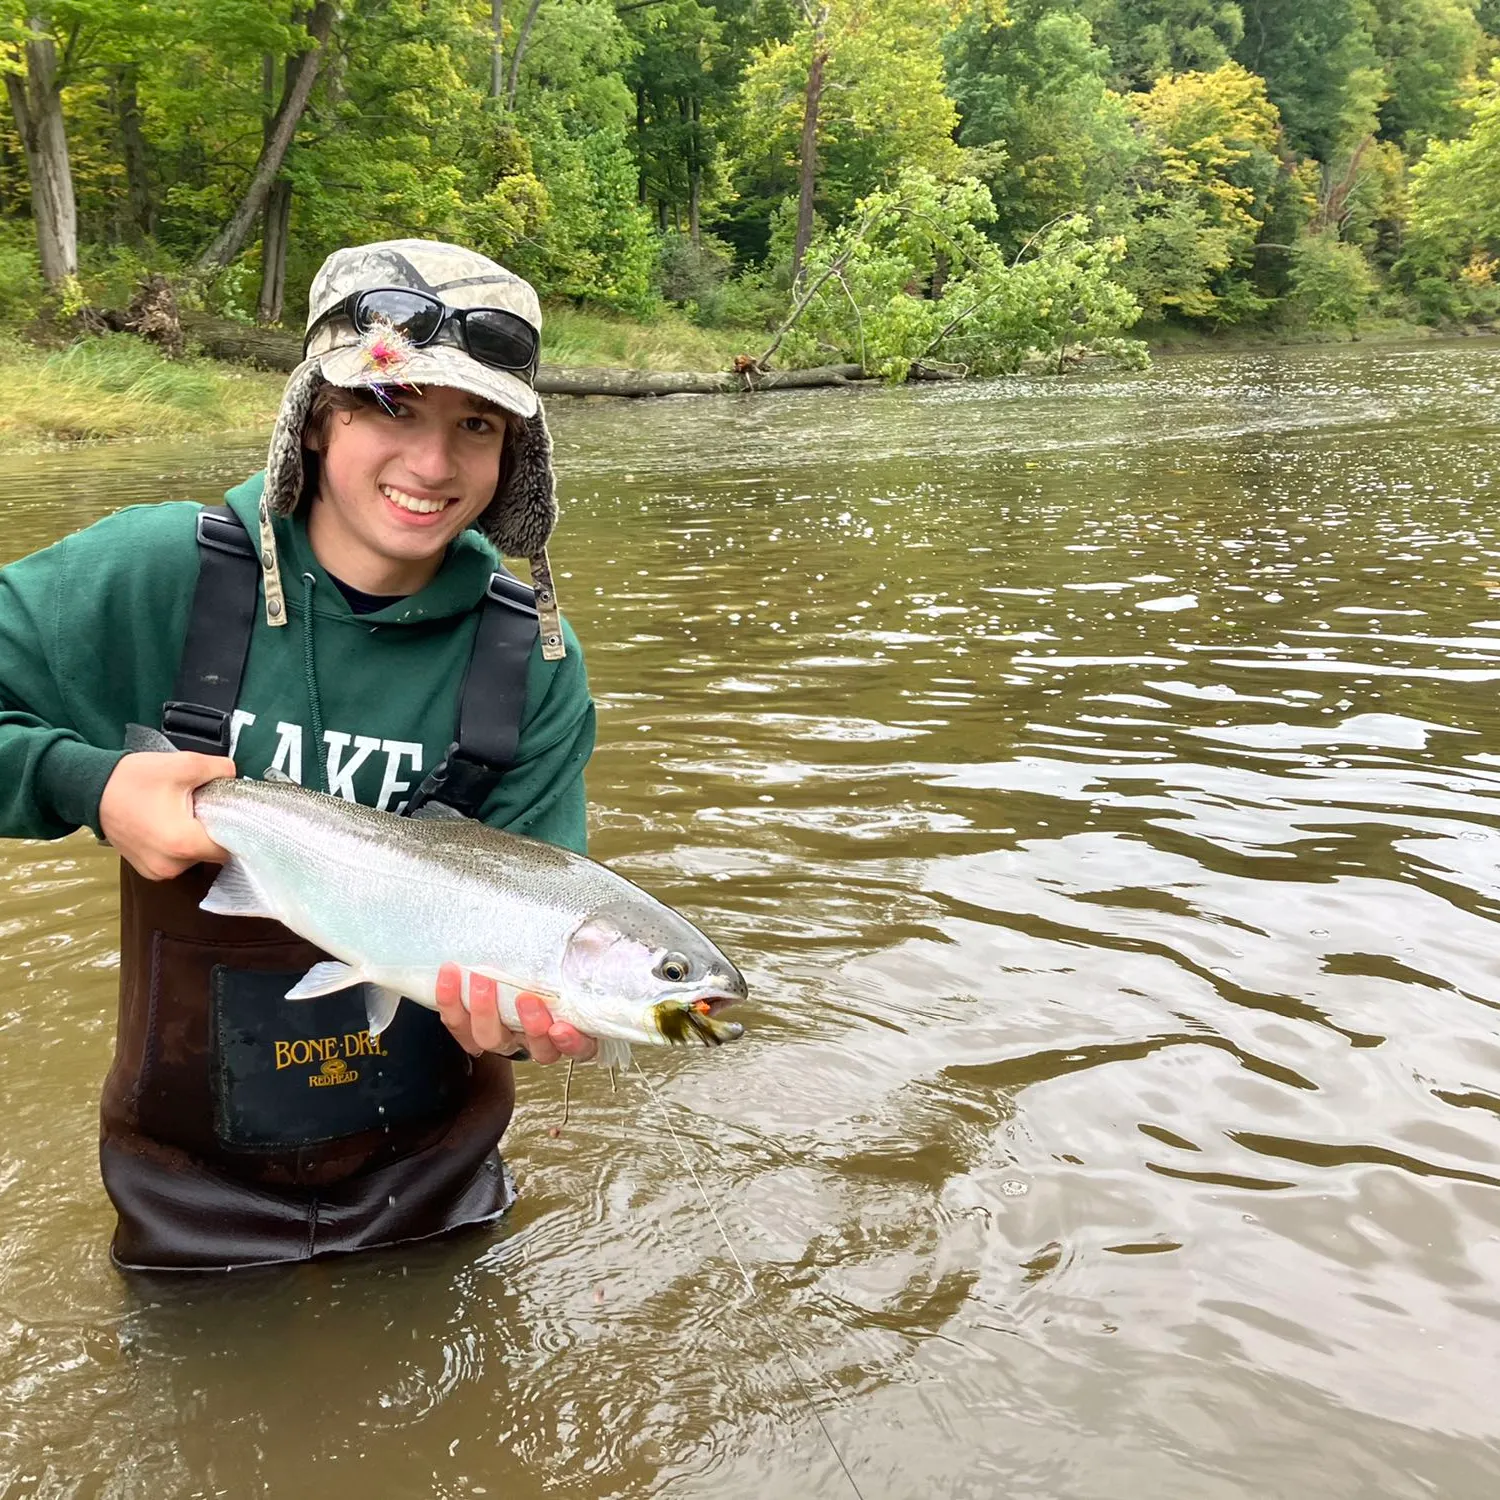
top-left (100, 507), bottom-right (541, 1271)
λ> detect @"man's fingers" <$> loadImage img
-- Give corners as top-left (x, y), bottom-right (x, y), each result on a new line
top-left (435, 963), bottom-right (481, 1056)
top-left (175, 754), bottom-right (235, 863)
top-left (175, 753), bottom-right (237, 789)
top-left (550, 1022), bottom-right (599, 1062)
top-left (436, 974), bottom-right (585, 1063)
top-left (467, 971), bottom-right (507, 1052)
top-left (435, 962), bottom-right (463, 1008)
top-left (515, 991), bottom-right (562, 1065)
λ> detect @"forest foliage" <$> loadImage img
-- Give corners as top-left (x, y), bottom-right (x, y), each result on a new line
top-left (3, 0), bottom-right (1500, 375)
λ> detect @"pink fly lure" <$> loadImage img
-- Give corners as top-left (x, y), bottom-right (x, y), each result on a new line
top-left (357, 317), bottom-right (417, 377)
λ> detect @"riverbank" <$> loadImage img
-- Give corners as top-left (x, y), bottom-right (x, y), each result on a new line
top-left (1144, 315), bottom-right (1498, 356)
top-left (6, 310), bottom-right (1493, 450)
top-left (4, 337), bottom-right (287, 445)
top-left (4, 306), bottom-right (751, 446)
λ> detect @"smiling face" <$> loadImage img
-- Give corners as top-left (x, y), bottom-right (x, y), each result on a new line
top-left (304, 384), bottom-right (511, 596)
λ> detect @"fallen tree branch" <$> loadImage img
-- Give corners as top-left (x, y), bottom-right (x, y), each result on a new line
top-left (536, 363), bottom-right (868, 396)
top-left (179, 315), bottom-right (869, 396)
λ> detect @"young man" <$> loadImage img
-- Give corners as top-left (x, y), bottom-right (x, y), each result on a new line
top-left (0, 239), bottom-right (596, 1270)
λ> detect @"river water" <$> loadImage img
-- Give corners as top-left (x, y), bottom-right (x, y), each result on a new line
top-left (2, 341), bottom-right (1500, 1497)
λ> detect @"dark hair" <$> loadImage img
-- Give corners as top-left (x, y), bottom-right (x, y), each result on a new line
top-left (299, 384), bottom-right (524, 508)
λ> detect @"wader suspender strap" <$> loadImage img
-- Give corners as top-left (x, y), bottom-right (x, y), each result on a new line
top-left (404, 571), bottom-right (539, 818)
top-left (166, 506), bottom-right (539, 813)
top-left (162, 506), bottom-right (259, 753)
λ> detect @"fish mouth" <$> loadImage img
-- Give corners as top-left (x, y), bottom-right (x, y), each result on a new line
top-left (652, 993), bottom-right (745, 1047)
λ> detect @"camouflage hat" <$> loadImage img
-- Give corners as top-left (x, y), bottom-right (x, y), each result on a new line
top-left (307, 239), bottom-right (541, 420)
top-left (256, 239), bottom-right (564, 658)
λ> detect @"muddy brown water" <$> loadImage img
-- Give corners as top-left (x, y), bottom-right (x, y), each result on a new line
top-left (3, 342), bottom-right (1500, 1498)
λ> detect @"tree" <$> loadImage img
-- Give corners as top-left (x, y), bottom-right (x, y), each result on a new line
top-left (1085, 0), bottom-right (1244, 90)
top-left (1406, 60), bottom-right (1500, 262)
top-left (1285, 230), bottom-right (1376, 327)
top-left (3, 8), bottom-right (77, 283)
top-left (771, 167), bottom-right (1141, 377)
top-left (946, 0), bottom-right (1141, 254)
top-left (1234, 0), bottom-right (1386, 163)
top-left (1124, 62), bottom-right (1288, 322)
top-left (624, 0), bottom-right (734, 240)
top-left (1366, 0), bottom-right (1483, 149)
top-left (195, 0), bottom-right (337, 274)
top-left (730, 0), bottom-right (961, 268)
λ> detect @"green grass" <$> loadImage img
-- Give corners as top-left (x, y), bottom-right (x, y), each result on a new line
top-left (0, 310), bottom-right (756, 448)
top-left (4, 334), bottom-right (285, 446)
top-left (540, 304), bottom-right (750, 371)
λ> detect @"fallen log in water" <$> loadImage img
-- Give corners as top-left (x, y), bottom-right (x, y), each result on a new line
top-left (180, 314), bottom-right (869, 396)
top-left (535, 363), bottom-right (869, 396)
top-left (181, 314), bottom-right (303, 371)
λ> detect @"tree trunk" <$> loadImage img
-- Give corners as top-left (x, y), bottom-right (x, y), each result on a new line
top-left (503, 0), bottom-right (545, 109)
top-left (116, 65), bottom-right (153, 242)
top-left (636, 86), bottom-right (648, 204)
top-left (931, 249), bottom-right (949, 301)
top-left (490, 0), bottom-right (505, 99)
top-left (688, 95), bottom-right (701, 244)
top-left (196, 1), bottom-right (337, 273)
top-left (4, 20), bottom-right (78, 286)
top-left (257, 179), bottom-right (293, 324)
top-left (791, 18), bottom-right (828, 287)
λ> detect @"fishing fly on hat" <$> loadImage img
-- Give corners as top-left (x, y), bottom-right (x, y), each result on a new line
top-left (259, 238), bottom-right (566, 659)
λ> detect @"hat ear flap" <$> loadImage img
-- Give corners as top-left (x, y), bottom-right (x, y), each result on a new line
top-left (265, 358), bottom-right (325, 517)
top-left (477, 403), bottom-right (557, 560)
top-left (474, 402), bottom-right (564, 658)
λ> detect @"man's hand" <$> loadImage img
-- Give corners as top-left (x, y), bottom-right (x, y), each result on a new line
top-left (434, 962), bottom-right (599, 1063)
top-left (99, 750), bottom-right (234, 881)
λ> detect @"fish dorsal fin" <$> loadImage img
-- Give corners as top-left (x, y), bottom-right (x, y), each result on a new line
top-left (364, 985), bottom-right (404, 1037)
top-left (124, 723), bottom-right (177, 755)
top-left (285, 960), bottom-right (363, 1001)
top-left (410, 801), bottom-right (471, 823)
top-left (200, 858), bottom-right (277, 920)
top-left (262, 767), bottom-right (294, 784)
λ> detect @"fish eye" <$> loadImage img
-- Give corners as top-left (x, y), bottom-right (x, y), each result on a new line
top-left (657, 953), bottom-right (691, 983)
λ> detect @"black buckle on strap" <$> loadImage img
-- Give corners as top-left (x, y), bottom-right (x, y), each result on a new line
top-left (405, 742), bottom-right (495, 819)
top-left (486, 571), bottom-right (537, 615)
top-left (161, 700), bottom-right (231, 755)
top-left (197, 508), bottom-right (259, 559)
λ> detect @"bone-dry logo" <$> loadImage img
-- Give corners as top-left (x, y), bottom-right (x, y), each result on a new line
top-left (309, 1055), bottom-right (359, 1089)
top-left (273, 1031), bottom-right (385, 1086)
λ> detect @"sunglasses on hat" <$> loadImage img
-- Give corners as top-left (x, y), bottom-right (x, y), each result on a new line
top-left (304, 287), bottom-right (540, 384)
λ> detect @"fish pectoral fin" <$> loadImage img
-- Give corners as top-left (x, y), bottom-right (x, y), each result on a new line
top-left (364, 985), bottom-right (404, 1037)
top-left (200, 859), bottom-right (278, 921)
top-left (594, 1037), bottom-right (632, 1071)
top-left (285, 960), bottom-right (364, 1001)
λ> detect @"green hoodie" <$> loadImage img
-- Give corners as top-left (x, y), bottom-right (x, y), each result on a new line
top-left (0, 474), bottom-right (594, 850)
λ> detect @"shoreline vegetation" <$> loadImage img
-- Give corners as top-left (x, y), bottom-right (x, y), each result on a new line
top-left (5, 313), bottom-right (1492, 452)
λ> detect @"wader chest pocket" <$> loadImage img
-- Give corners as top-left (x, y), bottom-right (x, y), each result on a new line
top-left (210, 967), bottom-right (469, 1150)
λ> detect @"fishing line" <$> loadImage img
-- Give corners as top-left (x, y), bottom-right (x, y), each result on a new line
top-left (630, 1060), bottom-right (869, 1500)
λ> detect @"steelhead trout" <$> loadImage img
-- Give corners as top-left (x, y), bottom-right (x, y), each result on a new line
top-left (125, 726), bottom-right (747, 1068)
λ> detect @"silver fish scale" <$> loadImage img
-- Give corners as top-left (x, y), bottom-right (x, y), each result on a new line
top-left (191, 777), bottom-right (693, 1027)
